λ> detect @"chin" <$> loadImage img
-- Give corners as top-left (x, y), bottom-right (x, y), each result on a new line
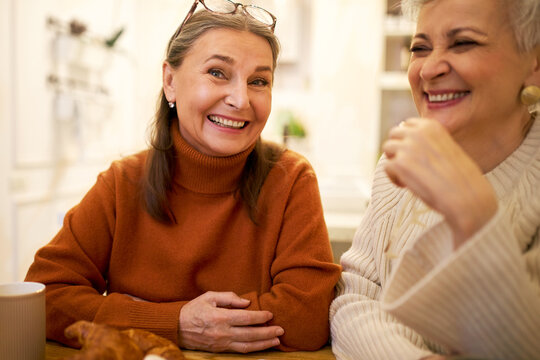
top-left (210, 145), bottom-right (247, 157)
top-left (438, 117), bottom-right (464, 135)
top-left (421, 108), bottom-right (459, 131)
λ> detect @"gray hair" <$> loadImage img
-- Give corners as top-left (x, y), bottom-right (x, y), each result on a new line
top-left (400, 0), bottom-right (540, 52)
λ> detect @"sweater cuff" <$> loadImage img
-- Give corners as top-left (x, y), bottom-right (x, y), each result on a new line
top-left (380, 208), bottom-right (533, 355)
top-left (382, 208), bottom-right (506, 305)
top-left (94, 293), bottom-right (186, 344)
top-left (127, 300), bottom-right (184, 343)
top-left (382, 218), bottom-right (453, 302)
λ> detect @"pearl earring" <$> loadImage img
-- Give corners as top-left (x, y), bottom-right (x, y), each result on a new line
top-left (520, 85), bottom-right (540, 106)
top-left (168, 102), bottom-right (176, 109)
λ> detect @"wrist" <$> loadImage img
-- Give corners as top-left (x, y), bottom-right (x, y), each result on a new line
top-left (450, 196), bottom-right (498, 248)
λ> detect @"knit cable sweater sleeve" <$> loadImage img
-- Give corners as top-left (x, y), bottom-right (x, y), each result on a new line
top-left (331, 119), bottom-right (540, 359)
top-left (239, 151), bottom-right (342, 351)
top-left (382, 209), bottom-right (540, 359)
top-left (329, 159), bottom-right (433, 360)
top-left (25, 159), bottom-right (184, 346)
top-left (381, 146), bottom-right (540, 359)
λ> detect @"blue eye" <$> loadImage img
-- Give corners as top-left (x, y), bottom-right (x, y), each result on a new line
top-left (209, 69), bottom-right (225, 78)
top-left (251, 78), bottom-right (269, 86)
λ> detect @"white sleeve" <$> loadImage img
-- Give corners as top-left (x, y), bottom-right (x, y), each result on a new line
top-left (330, 169), bottom-right (434, 360)
top-left (382, 208), bottom-right (540, 359)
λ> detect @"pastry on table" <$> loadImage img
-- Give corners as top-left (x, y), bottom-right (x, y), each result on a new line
top-left (63, 320), bottom-right (184, 360)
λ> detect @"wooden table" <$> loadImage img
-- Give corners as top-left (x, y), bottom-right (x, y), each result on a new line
top-left (46, 341), bottom-right (336, 359)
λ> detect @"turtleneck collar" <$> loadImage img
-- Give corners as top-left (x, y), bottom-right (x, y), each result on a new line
top-left (486, 115), bottom-right (540, 198)
top-left (171, 120), bottom-right (256, 194)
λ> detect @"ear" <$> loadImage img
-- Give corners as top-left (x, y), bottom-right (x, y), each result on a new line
top-left (524, 45), bottom-right (540, 86)
top-left (162, 61), bottom-right (176, 102)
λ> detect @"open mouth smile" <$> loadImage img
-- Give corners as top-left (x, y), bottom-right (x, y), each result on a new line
top-left (426, 91), bottom-right (469, 103)
top-left (208, 115), bottom-right (247, 129)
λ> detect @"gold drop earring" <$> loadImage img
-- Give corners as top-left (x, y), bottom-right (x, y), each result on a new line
top-left (521, 85), bottom-right (540, 106)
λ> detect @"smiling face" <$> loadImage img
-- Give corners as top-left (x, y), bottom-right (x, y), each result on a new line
top-left (163, 28), bottom-right (274, 157)
top-left (408, 0), bottom-right (537, 146)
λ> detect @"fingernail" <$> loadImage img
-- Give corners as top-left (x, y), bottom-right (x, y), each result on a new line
top-left (273, 339), bottom-right (280, 346)
top-left (276, 328), bottom-right (284, 336)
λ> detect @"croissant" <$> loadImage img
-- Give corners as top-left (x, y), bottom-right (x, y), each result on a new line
top-left (64, 320), bottom-right (184, 360)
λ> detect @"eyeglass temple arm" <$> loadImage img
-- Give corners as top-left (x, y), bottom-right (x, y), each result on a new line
top-left (179, 0), bottom-right (200, 32)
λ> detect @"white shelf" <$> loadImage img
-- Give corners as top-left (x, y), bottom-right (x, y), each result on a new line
top-left (378, 1), bottom-right (417, 150)
top-left (383, 16), bottom-right (415, 37)
top-left (380, 71), bottom-right (410, 90)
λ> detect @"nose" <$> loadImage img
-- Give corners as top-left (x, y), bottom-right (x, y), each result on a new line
top-left (419, 50), bottom-right (451, 81)
top-left (224, 80), bottom-right (250, 110)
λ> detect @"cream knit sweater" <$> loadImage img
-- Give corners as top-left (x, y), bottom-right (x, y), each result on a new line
top-left (330, 118), bottom-right (540, 360)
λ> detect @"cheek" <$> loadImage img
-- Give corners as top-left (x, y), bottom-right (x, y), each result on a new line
top-left (191, 85), bottom-right (215, 107)
top-left (180, 86), bottom-right (216, 119)
top-left (453, 52), bottom-right (509, 87)
top-left (408, 61), bottom-right (421, 84)
top-left (253, 93), bottom-right (272, 122)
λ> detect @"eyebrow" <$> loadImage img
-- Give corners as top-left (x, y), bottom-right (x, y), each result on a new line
top-left (413, 26), bottom-right (488, 41)
top-left (447, 26), bottom-right (488, 37)
top-left (205, 54), bottom-right (234, 64)
top-left (204, 54), bottom-right (273, 73)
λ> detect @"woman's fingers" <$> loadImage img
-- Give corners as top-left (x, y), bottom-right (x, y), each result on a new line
top-left (179, 291), bottom-right (284, 353)
top-left (382, 117), bottom-right (498, 245)
top-left (203, 291), bottom-right (251, 308)
top-left (383, 118), bottom-right (450, 191)
top-left (225, 308), bottom-right (274, 326)
top-left (230, 322), bottom-right (284, 341)
top-left (199, 292), bottom-right (274, 326)
top-left (382, 138), bottom-right (398, 159)
top-left (228, 337), bottom-right (281, 353)
top-left (384, 160), bottom-right (405, 187)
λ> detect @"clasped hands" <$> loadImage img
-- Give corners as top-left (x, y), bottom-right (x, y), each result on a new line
top-left (382, 117), bottom-right (498, 248)
top-left (178, 291), bottom-right (284, 353)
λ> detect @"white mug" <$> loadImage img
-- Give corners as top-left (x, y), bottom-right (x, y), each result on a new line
top-left (0, 282), bottom-right (46, 360)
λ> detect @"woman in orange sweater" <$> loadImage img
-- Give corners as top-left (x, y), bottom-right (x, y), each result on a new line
top-left (25, 0), bottom-right (340, 353)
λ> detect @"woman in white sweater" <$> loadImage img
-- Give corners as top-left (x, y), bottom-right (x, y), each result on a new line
top-left (330, 0), bottom-right (540, 359)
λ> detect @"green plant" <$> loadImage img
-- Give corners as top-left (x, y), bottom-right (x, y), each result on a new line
top-left (278, 110), bottom-right (306, 139)
top-left (105, 28), bottom-right (125, 48)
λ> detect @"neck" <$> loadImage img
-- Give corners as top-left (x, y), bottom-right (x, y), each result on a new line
top-left (457, 110), bottom-right (534, 173)
top-left (171, 121), bottom-right (255, 194)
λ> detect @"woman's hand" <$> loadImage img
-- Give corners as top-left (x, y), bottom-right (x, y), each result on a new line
top-left (382, 118), bottom-right (498, 248)
top-left (178, 291), bottom-right (284, 353)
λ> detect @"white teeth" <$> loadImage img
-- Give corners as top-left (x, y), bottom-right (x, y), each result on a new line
top-left (208, 115), bottom-right (246, 129)
top-left (428, 92), bottom-right (468, 102)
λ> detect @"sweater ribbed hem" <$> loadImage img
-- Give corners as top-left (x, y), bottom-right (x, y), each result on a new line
top-left (128, 301), bottom-right (184, 343)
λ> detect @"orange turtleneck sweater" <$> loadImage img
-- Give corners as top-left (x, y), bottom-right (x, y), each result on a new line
top-left (25, 123), bottom-right (341, 351)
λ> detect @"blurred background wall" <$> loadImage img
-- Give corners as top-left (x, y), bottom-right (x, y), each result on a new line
top-left (0, 0), bottom-right (417, 281)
